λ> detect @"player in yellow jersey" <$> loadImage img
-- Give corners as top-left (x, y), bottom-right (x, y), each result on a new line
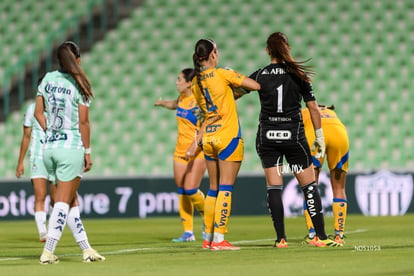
top-left (155, 68), bottom-right (206, 242)
top-left (301, 105), bottom-right (349, 244)
top-left (191, 38), bottom-right (260, 250)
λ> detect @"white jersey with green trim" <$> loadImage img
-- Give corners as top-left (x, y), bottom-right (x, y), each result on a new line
top-left (37, 70), bottom-right (91, 150)
top-left (24, 103), bottom-right (45, 159)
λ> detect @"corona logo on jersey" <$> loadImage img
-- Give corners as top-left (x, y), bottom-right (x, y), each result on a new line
top-left (355, 170), bottom-right (413, 216)
top-left (282, 171), bottom-right (333, 217)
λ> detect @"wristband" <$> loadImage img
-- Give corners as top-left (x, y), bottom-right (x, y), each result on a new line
top-left (84, 147), bottom-right (91, 154)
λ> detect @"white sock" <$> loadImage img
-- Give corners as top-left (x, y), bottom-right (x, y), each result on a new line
top-left (213, 232), bottom-right (224, 243)
top-left (45, 202), bottom-right (69, 252)
top-left (204, 233), bottom-right (213, 242)
top-left (47, 205), bottom-right (54, 218)
top-left (67, 206), bottom-right (91, 250)
top-left (34, 211), bottom-right (47, 236)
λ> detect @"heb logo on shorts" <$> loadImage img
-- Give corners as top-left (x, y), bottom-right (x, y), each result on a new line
top-left (355, 170), bottom-right (413, 216)
top-left (266, 130), bottom-right (291, 140)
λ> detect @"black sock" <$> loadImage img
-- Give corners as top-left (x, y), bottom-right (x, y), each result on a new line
top-left (302, 182), bottom-right (327, 240)
top-left (267, 186), bottom-right (286, 242)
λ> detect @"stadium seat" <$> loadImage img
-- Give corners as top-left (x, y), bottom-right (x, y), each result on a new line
top-left (1, 0), bottom-right (413, 177)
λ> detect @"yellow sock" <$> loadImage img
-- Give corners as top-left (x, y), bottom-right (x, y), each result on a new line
top-left (178, 191), bottom-right (193, 233)
top-left (333, 198), bottom-right (347, 237)
top-left (303, 201), bottom-right (316, 237)
top-left (204, 190), bottom-right (218, 236)
top-left (214, 185), bottom-right (233, 235)
top-left (187, 189), bottom-right (205, 217)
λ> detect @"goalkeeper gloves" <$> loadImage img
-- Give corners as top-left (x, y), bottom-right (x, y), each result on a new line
top-left (311, 128), bottom-right (326, 158)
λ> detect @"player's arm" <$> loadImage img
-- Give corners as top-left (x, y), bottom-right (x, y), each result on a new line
top-left (306, 100), bottom-right (325, 158)
top-left (185, 118), bottom-right (206, 159)
top-left (232, 86), bottom-right (250, 100)
top-left (307, 101), bottom-right (322, 130)
top-left (154, 97), bottom-right (178, 110)
top-left (241, 76), bottom-right (261, 91)
top-left (233, 68), bottom-right (261, 99)
top-left (16, 126), bottom-right (32, 178)
top-left (79, 103), bottom-right (92, 172)
top-left (34, 96), bottom-right (47, 131)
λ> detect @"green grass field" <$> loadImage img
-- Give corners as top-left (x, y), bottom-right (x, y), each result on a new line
top-left (1, 214), bottom-right (413, 276)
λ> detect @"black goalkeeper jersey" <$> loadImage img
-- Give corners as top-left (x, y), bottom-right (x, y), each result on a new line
top-left (249, 63), bottom-right (315, 125)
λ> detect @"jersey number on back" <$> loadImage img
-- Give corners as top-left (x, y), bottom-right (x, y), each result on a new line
top-left (275, 84), bottom-right (283, 113)
top-left (51, 106), bottom-right (64, 129)
top-left (204, 88), bottom-right (218, 112)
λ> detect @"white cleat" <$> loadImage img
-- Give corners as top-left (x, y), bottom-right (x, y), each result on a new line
top-left (82, 248), bottom-right (106, 263)
top-left (39, 249), bottom-right (59, 265)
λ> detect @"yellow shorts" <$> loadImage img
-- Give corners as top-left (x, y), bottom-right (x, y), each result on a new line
top-left (201, 136), bottom-right (244, 162)
top-left (174, 150), bottom-right (204, 164)
top-left (305, 123), bottom-right (349, 172)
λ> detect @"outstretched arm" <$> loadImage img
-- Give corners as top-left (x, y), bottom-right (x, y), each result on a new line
top-left (154, 98), bottom-right (178, 110)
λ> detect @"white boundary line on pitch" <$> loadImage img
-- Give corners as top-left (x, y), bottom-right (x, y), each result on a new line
top-left (0, 229), bottom-right (368, 262)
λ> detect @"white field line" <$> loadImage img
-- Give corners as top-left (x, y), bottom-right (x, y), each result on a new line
top-left (0, 229), bottom-right (368, 262)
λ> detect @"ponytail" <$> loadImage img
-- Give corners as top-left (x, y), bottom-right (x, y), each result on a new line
top-left (57, 41), bottom-right (93, 102)
top-left (192, 53), bottom-right (204, 95)
top-left (192, 39), bottom-right (216, 105)
top-left (266, 32), bottom-right (314, 82)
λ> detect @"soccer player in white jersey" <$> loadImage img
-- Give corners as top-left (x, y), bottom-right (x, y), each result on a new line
top-left (16, 100), bottom-right (98, 249)
top-left (35, 41), bottom-right (105, 264)
top-left (16, 102), bottom-right (56, 242)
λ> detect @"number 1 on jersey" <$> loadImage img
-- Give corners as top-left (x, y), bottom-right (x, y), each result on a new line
top-left (276, 84), bottom-right (283, 113)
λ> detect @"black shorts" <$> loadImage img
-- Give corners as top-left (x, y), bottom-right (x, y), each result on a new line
top-left (255, 124), bottom-right (312, 169)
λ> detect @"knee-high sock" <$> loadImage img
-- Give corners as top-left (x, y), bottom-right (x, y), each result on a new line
top-left (35, 211), bottom-right (47, 236)
top-left (302, 183), bottom-right (327, 240)
top-left (45, 202), bottom-right (69, 252)
top-left (267, 186), bottom-right (286, 241)
top-left (67, 206), bottom-right (91, 250)
top-left (333, 198), bottom-right (347, 237)
top-left (213, 185), bottom-right (233, 235)
top-left (303, 201), bottom-right (316, 237)
top-left (185, 188), bottom-right (205, 217)
top-left (204, 189), bottom-right (218, 240)
top-left (178, 187), bottom-right (193, 233)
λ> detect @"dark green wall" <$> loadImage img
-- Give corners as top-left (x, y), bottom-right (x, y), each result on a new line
top-left (1, 170), bottom-right (413, 219)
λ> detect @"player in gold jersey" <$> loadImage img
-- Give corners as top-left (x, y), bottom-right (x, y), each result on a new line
top-left (192, 38), bottom-right (260, 250)
top-left (301, 105), bottom-right (349, 244)
top-left (155, 68), bottom-right (206, 242)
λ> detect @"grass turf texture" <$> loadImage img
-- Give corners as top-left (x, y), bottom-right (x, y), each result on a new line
top-left (0, 214), bottom-right (413, 276)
